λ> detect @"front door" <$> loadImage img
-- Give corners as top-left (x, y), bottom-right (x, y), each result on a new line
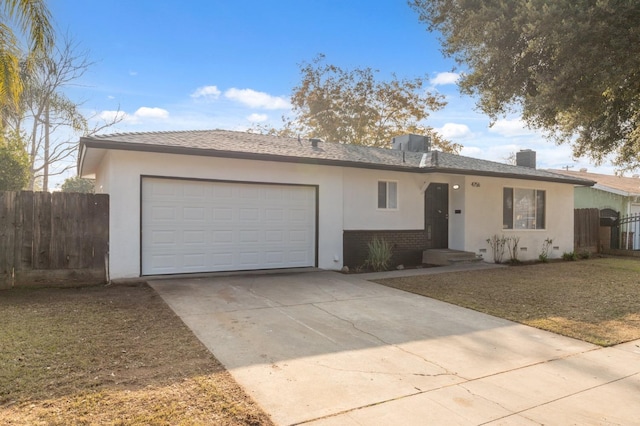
top-left (425, 183), bottom-right (449, 248)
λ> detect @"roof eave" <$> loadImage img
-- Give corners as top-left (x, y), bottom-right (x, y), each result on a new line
top-left (81, 139), bottom-right (593, 185)
top-left (429, 167), bottom-right (595, 186)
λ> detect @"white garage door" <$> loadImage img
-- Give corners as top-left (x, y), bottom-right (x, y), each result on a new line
top-left (141, 177), bottom-right (316, 275)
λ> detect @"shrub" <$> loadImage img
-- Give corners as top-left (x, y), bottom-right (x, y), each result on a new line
top-left (486, 235), bottom-right (507, 263)
top-left (578, 250), bottom-right (591, 259)
top-left (506, 236), bottom-right (521, 264)
top-left (562, 251), bottom-right (578, 261)
top-left (539, 238), bottom-right (553, 263)
top-left (365, 236), bottom-right (393, 272)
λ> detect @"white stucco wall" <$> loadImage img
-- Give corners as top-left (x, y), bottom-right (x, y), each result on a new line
top-left (342, 168), bottom-right (425, 230)
top-left (93, 148), bottom-right (577, 277)
top-left (463, 175), bottom-right (574, 262)
top-left (98, 150), bottom-right (344, 279)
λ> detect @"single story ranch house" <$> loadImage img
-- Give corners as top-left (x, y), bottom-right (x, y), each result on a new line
top-left (78, 130), bottom-right (593, 279)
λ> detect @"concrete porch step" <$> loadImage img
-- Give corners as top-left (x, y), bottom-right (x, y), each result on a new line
top-left (422, 249), bottom-right (482, 266)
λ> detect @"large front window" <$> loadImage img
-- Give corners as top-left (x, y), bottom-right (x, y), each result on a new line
top-left (503, 188), bottom-right (545, 229)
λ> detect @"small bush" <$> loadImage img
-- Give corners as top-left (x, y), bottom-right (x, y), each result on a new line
top-left (365, 237), bottom-right (393, 272)
top-left (578, 250), bottom-right (591, 259)
top-left (539, 238), bottom-right (553, 263)
top-left (486, 235), bottom-right (507, 263)
top-left (562, 251), bottom-right (578, 261)
top-left (506, 236), bottom-right (520, 263)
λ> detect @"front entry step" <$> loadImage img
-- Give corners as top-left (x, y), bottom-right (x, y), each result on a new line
top-left (422, 249), bottom-right (482, 266)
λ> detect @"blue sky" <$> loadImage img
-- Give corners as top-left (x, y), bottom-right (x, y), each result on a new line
top-left (48, 0), bottom-right (617, 182)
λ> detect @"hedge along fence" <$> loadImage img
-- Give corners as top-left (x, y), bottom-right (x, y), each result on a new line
top-left (0, 191), bottom-right (109, 289)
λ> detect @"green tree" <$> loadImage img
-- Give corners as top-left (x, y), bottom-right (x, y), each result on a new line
top-left (60, 176), bottom-right (94, 193)
top-left (0, 0), bottom-right (54, 123)
top-left (411, 0), bottom-right (640, 169)
top-left (253, 55), bottom-right (461, 153)
top-left (0, 130), bottom-right (29, 190)
top-left (3, 36), bottom-right (121, 191)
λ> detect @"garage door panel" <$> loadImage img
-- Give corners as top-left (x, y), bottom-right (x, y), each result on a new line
top-left (265, 208), bottom-right (284, 221)
top-left (151, 206), bottom-right (178, 221)
top-left (142, 178), bottom-right (316, 275)
top-left (183, 230), bottom-right (205, 244)
top-left (212, 253), bottom-right (234, 267)
top-left (214, 207), bottom-right (233, 220)
top-left (212, 230), bottom-right (233, 243)
top-left (265, 230), bottom-right (283, 242)
top-left (239, 208), bottom-right (260, 221)
top-left (239, 230), bottom-right (260, 243)
top-left (151, 230), bottom-right (176, 245)
top-left (183, 206), bottom-right (205, 221)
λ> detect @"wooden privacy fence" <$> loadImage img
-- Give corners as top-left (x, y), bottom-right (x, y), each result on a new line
top-left (574, 208), bottom-right (599, 253)
top-left (0, 191), bottom-right (109, 289)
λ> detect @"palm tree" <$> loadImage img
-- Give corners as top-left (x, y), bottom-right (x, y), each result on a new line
top-left (0, 0), bottom-right (54, 124)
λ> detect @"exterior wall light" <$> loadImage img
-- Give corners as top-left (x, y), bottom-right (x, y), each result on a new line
top-left (452, 184), bottom-right (461, 190)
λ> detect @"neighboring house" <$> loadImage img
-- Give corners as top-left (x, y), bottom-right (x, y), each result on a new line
top-left (551, 168), bottom-right (640, 249)
top-left (550, 168), bottom-right (640, 217)
top-left (78, 130), bottom-right (593, 279)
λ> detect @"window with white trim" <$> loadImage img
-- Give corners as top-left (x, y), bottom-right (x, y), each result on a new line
top-left (378, 181), bottom-right (398, 209)
top-left (503, 188), bottom-right (545, 229)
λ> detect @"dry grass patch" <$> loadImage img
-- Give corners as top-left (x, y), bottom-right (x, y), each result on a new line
top-left (375, 257), bottom-right (640, 346)
top-left (0, 283), bottom-right (272, 425)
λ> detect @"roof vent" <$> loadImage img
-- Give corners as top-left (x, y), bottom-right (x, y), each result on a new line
top-left (580, 168), bottom-right (588, 173)
top-left (516, 149), bottom-right (536, 169)
top-left (310, 138), bottom-right (323, 148)
top-left (392, 134), bottom-right (431, 153)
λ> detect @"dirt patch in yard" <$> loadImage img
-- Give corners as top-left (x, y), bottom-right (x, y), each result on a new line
top-left (374, 257), bottom-right (640, 346)
top-left (0, 283), bottom-right (273, 425)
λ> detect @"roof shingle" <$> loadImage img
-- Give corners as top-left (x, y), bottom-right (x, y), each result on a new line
top-left (550, 169), bottom-right (640, 195)
top-left (80, 129), bottom-right (594, 185)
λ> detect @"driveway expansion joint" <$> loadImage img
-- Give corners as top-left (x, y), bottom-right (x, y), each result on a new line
top-left (476, 371), bottom-right (640, 425)
top-left (311, 303), bottom-right (460, 378)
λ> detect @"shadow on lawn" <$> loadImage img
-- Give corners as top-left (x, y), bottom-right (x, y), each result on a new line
top-left (0, 285), bottom-right (272, 425)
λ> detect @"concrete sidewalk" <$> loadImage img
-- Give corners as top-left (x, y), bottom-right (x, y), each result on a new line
top-left (149, 270), bottom-right (640, 425)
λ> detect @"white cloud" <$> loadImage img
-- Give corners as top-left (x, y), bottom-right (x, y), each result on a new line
top-left (431, 72), bottom-right (460, 86)
top-left (224, 88), bottom-right (290, 110)
top-left (99, 110), bottom-right (126, 122)
top-left (489, 119), bottom-right (535, 137)
top-left (98, 107), bottom-right (169, 125)
top-left (191, 85), bottom-right (221, 101)
top-left (435, 123), bottom-right (472, 139)
top-left (460, 146), bottom-right (482, 157)
top-left (247, 113), bottom-right (268, 122)
top-left (134, 107), bottom-right (170, 120)
top-left (107, 95), bottom-right (115, 100)
top-left (129, 70), bottom-right (138, 76)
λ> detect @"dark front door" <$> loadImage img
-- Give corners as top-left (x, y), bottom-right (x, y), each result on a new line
top-left (425, 183), bottom-right (449, 248)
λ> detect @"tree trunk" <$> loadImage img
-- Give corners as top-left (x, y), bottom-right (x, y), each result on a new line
top-left (43, 103), bottom-right (49, 192)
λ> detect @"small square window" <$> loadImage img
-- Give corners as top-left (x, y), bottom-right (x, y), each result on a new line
top-left (378, 181), bottom-right (398, 209)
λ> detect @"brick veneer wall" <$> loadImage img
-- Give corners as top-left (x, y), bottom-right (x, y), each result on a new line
top-left (343, 230), bottom-right (432, 268)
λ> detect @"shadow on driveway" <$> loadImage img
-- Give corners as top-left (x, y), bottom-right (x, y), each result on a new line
top-left (147, 270), bottom-right (640, 425)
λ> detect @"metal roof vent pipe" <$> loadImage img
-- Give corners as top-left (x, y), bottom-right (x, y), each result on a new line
top-left (516, 149), bottom-right (536, 169)
top-left (310, 138), bottom-right (323, 148)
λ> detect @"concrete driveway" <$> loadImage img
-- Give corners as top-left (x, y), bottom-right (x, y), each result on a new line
top-left (149, 270), bottom-right (640, 425)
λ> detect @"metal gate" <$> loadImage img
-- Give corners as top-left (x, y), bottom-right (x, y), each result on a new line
top-left (615, 213), bottom-right (640, 250)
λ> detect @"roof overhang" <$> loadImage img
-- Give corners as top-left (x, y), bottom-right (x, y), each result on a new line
top-left (78, 139), bottom-right (106, 178)
top-left (78, 137), bottom-right (595, 186)
top-left (592, 183), bottom-right (640, 197)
